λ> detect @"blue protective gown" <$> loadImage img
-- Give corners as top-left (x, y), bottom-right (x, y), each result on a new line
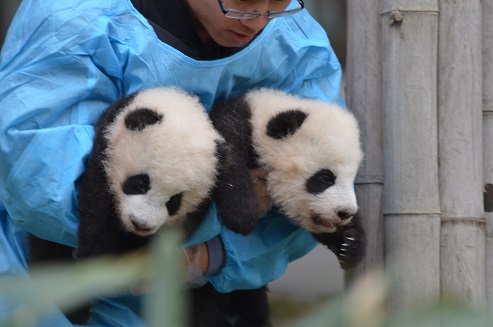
top-left (0, 0), bottom-right (345, 325)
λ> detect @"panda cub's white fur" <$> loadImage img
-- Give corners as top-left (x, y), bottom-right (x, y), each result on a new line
top-left (247, 89), bottom-right (363, 234)
top-left (103, 88), bottom-right (222, 236)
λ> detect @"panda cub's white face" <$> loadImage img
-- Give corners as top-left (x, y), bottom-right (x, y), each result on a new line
top-left (248, 89), bottom-right (363, 234)
top-left (103, 88), bottom-right (222, 236)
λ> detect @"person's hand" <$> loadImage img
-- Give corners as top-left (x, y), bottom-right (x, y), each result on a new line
top-left (180, 243), bottom-right (210, 288)
top-left (182, 237), bottom-right (224, 289)
top-left (183, 243), bottom-right (209, 275)
top-left (251, 168), bottom-right (272, 217)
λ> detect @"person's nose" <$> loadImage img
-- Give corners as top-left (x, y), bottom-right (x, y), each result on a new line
top-left (239, 15), bottom-right (270, 32)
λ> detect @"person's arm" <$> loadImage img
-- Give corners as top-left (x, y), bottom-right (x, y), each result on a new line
top-left (0, 57), bottom-right (118, 248)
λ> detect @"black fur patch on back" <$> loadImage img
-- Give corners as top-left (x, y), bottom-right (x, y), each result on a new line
top-left (125, 108), bottom-right (163, 131)
top-left (122, 174), bottom-right (151, 195)
top-left (266, 109), bottom-right (307, 139)
top-left (305, 169), bottom-right (336, 194)
top-left (209, 96), bottom-right (259, 169)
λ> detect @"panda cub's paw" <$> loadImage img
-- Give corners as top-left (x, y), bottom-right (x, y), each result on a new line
top-left (313, 213), bottom-right (366, 270)
top-left (337, 221), bottom-right (366, 270)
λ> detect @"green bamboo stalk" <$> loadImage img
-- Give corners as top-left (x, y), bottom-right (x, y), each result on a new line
top-left (144, 229), bottom-right (186, 327)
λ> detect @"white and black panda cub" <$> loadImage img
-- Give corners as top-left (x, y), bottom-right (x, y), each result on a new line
top-left (76, 87), bottom-right (227, 258)
top-left (211, 88), bottom-right (365, 267)
top-left (29, 87), bottom-right (228, 323)
top-left (198, 88), bottom-right (366, 327)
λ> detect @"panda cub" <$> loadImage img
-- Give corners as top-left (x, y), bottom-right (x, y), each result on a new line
top-left (210, 88), bottom-right (366, 268)
top-left (201, 88), bottom-right (366, 327)
top-left (76, 87), bottom-right (226, 258)
top-left (29, 87), bottom-right (227, 323)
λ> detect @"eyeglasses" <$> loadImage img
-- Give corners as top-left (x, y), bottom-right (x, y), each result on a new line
top-left (217, 0), bottom-right (304, 20)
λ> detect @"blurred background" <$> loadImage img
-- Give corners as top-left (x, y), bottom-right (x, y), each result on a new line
top-left (0, 0), bottom-right (348, 321)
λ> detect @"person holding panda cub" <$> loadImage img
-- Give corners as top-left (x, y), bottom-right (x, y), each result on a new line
top-left (0, 0), bottom-right (360, 326)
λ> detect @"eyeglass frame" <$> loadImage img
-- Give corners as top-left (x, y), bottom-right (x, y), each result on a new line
top-left (217, 0), bottom-right (305, 20)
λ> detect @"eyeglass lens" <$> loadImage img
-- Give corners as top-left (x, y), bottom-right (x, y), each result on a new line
top-left (222, 0), bottom-right (292, 13)
top-left (221, 0), bottom-right (303, 19)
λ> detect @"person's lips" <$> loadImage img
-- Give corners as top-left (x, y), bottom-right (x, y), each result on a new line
top-left (230, 30), bottom-right (255, 45)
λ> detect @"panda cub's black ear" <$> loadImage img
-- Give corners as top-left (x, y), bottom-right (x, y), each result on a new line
top-left (125, 108), bottom-right (163, 131)
top-left (266, 109), bottom-right (307, 139)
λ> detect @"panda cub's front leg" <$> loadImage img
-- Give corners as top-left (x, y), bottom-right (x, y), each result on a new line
top-left (313, 213), bottom-right (366, 270)
top-left (212, 149), bottom-right (261, 235)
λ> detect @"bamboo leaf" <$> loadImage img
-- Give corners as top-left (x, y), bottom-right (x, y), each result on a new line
top-left (0, 248), bottom-right (150, 326)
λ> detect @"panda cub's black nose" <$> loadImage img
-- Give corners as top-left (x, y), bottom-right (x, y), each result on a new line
top-left (338, 211), bottom-right (353, 220)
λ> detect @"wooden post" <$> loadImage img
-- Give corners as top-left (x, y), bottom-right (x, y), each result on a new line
top-left (380, 0), bottom-right (441, 312)
top-left (345, 0), bottom-right (384, 280)
top-left (438, 0), bottom-right (485, 308)
top-left (484, 0), bottom-right (493, 311)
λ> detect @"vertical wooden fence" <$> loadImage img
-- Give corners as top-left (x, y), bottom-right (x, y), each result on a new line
top-left (346, 0), bottom-right (492, 313)
top-left (484, 0), bottom-right (493, 313)
top-left (438, 0), bottom-right (485, 308)
top-left (345, 0), bottom-right (384, 283)
top-left (382, 0), bottom-right (442, 311)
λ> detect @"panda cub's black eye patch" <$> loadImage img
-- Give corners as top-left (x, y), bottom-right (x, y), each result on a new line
top-left (122, 174), bottom-right (151, 195)
top-left (305, 169), bottom-right (336, 194)
top-left (166, 193), bottom-right (183, 216)
top-left (266, 109), bottom-right (307, 139)
top-left (125, 108), bottom-right (163, 131)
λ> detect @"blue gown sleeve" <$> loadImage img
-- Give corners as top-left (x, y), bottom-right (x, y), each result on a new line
top-left (208, 212), bottom-right (318, 293)
top-left (0, 0), bottom-right (131, 247)
top-left (0, 53), bottom-right (117, 247)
